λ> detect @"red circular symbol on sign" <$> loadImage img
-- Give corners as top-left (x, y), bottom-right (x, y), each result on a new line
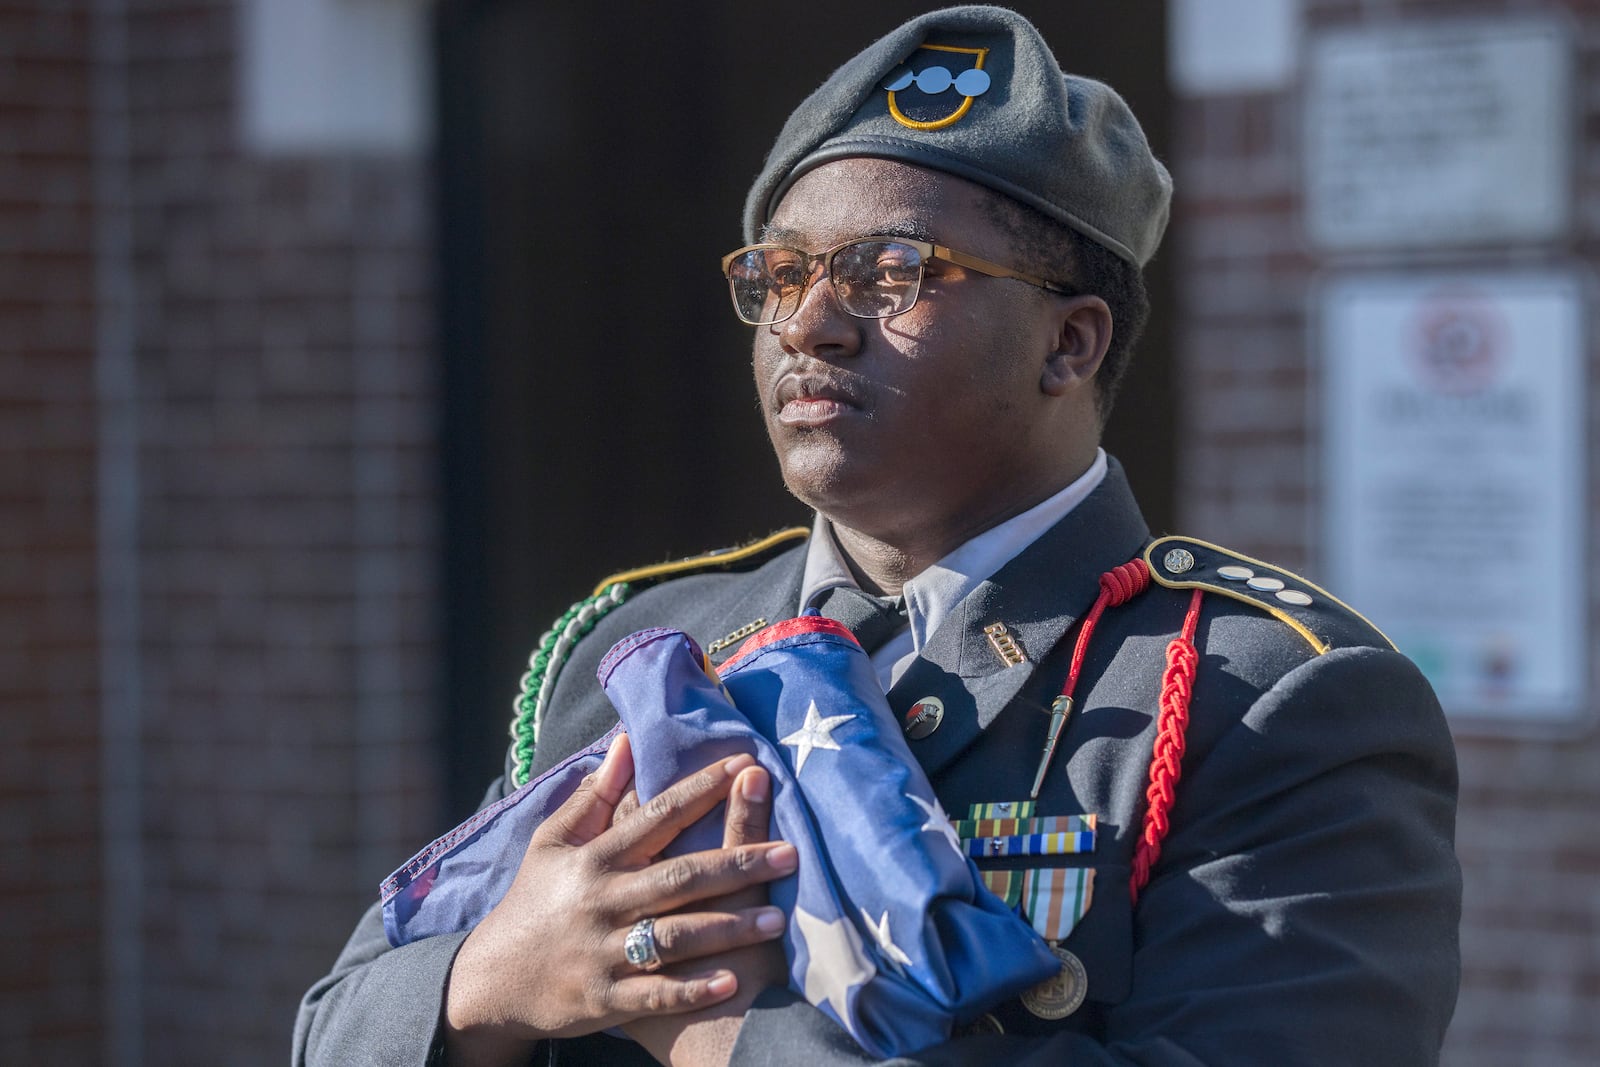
top-left (1409, 292), bottom-right (1506, 396)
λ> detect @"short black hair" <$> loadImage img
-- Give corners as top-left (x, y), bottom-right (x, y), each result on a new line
top-left (979, 193), bottom-right (1150, 422)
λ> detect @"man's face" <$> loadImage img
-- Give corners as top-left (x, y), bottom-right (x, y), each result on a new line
top-left (751, 158), bottom-right (1090, 544)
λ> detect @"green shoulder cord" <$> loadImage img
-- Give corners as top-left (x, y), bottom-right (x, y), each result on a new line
top-left (505, 528), bottom-right (811, 788)
top-left (509, 581), bottom-right (632, 788)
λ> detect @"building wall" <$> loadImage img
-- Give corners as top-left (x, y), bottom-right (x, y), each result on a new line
top-left (4, 1), bottom-right (440, 1063)
top-left (122, 1), bottom-right (439, 1061)
top-left (0, 3), bottom-right (103, 1062)
top-left (7, 0), bottom-right (1598, 1063)
top-left (1172, 1), bottom-right (1600, 1063)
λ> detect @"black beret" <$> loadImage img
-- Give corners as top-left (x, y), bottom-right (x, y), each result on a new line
top-left (743, 5), bottom-right (1172, 267)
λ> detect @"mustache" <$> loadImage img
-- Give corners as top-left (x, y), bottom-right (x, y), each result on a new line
top-left (770, 362), bottom-right (871, 408)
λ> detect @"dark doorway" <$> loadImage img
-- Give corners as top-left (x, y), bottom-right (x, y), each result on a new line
top-left (434, 0), bottom-right (1174, 819)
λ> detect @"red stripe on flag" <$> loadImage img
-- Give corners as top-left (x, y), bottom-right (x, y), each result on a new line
top-left (718, 616), bottom-right (857, 670)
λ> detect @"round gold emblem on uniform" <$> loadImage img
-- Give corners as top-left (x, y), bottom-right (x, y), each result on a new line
top-left (1021, 945), bottom-right (1088, 1020)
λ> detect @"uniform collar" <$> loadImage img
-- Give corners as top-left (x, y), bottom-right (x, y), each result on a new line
top-left (886, 455), bottom-right (1150, 779)
top-left (798, 448), bottom-right (1110, 663)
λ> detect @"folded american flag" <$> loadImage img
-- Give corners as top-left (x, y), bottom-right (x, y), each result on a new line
top-left (381, 616), bottom-right (1058, 1056)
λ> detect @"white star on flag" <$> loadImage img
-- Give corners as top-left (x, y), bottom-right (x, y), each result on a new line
top-left (907, 792), bottom-right (964, 855)
top-left (860, 907), bottom-right (913, 976)
top-left (780, 699), bottom-right (855, 775)
top-left (794, 905), bottom-right (876, 1027)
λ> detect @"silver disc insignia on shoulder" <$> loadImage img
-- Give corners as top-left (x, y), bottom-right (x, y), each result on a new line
top-left (1162, 548), bottom-right (1195, 575)
top-left (1021, 945), bottom-right (1088, 1020)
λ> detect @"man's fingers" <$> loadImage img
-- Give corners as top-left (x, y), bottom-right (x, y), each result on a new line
top-left (612, 841), bottom-right (796, 918)
top-left (612, 787), bottom-right (641, 827)
top-left (612, 907), bottom-right (786, 978)
top-left (535, 732), bottom-right (635, 847)
top-left (607, 969), bottom-right (740, 1017)
top-left (716, 766), bottom-right (777, 913)
top-left (723, 766), bottom-right (772, 848)
top-left (595, 753), bottom-right (757, 862)
top-left (591, 731), bottom-right (635, 804)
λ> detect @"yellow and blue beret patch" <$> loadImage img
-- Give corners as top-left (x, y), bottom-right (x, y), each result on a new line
top-left (880, 44), bottom-right (991, 131)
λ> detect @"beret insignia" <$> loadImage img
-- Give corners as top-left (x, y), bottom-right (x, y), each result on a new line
top-left (881, 43), bottom-right (992, 131)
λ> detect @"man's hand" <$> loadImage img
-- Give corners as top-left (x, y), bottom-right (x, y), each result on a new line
top-left (441, 734), bottom-right (795, 1067)
top-left (624, 760), bottom-right (790, 1067)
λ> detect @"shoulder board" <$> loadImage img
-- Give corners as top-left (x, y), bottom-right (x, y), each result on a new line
top-left (1143, 535), bottom-right (1395, 655)
top-left (592, 527), bottom-right (810, 597)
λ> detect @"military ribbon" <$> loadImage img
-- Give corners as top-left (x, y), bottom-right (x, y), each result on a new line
top-left (1021, 867), bottom-right (1096, 942)
top-left (967, 800), bottom-right (1036, 820)
top-left (979, 869), bottom-right (1023, 909)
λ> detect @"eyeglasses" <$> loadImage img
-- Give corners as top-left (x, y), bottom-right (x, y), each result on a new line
top-left (719, 236), bottom-right (1074, 326)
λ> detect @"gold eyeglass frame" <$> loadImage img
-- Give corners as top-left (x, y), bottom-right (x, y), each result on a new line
top-left (719, 235), bottom-right (1075, 325)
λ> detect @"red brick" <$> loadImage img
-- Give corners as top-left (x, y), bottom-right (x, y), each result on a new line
top-left (1178, 2), bottom-right (1600, 1061)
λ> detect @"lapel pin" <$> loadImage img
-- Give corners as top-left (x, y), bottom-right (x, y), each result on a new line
top-left (706, 618), bottom-right (767, 656)
top-left (983, 622), bottom-right (1026, 667)
top-left (903, 696), bottom-right (944, 740)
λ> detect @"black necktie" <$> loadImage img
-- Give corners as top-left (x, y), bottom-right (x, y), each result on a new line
top-left (815, 586), bottom-right (908, 655)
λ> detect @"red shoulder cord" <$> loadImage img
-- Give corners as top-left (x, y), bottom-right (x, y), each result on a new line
top-left (1048, 558), bottom-right (1205, 906)
top-left (1129, 584), bottom-right (1204, 903)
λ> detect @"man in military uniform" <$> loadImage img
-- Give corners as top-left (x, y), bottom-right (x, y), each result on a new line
top-left (295, 7), bottom-right (1461, 1065)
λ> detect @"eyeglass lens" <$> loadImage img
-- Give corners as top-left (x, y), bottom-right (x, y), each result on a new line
top-left (726, 240), bottom-right (925, 325)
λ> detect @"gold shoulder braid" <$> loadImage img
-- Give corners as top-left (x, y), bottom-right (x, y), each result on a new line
top-left (508, 528), bottom-right (809, 787)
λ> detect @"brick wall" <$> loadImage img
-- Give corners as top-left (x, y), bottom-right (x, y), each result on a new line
top-left (1173, 2), bottom-right (1600, 1063)
top-left (4, 1), bottom-right (440, 1063)
top-left (0, 3), bottom-right (103, 1063)
top-left (11, 0), bottom-right (1596, 1061)
top-left (122, 1), bottom-right (439, 1061)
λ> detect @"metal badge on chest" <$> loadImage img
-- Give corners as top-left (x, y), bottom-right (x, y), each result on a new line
top-left (958, 799), bottom-right (1096, 1019)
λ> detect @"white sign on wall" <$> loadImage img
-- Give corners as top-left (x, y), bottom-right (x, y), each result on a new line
top-left (1321, 272), bottom-right (1588, 726)
top-left (239, 0), bottom-right (432, 154)
top-left (1305, 18), bottom-right (1572, 251)
top-left (1169, 0), bottom-right (1301, 95)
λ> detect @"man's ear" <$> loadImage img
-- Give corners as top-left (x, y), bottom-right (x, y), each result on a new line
top-left (1040, 295), bottom-right (1112, 396)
